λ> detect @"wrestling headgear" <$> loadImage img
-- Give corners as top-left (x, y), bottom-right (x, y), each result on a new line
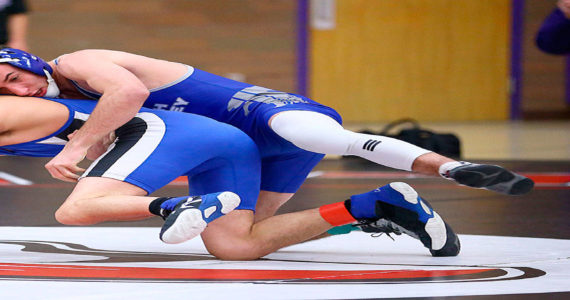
top-left (0, 48), bottom-right (60, 97)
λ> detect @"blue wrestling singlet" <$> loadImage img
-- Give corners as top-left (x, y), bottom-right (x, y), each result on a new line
top-left (0, 98), bottom-right (261, 211)
top-left (68, 65), bottom-right (342, 193)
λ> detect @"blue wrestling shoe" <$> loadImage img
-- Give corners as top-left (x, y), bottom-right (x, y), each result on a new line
top-left (441, 162), bottom-right (534, 195)
top-left (159, 191), bottom-right (241, 244)
top-left (350, 182), bottom-right (460, 257)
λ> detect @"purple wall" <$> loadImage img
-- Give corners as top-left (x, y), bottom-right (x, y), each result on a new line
top-left (511, 0), bottom-right (525, 120)
top-left (567, 56), bottom-right (570, 105)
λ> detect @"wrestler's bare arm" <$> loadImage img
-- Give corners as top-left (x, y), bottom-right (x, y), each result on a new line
top-left (55, 50), bottom-right (150, 146)
top-left (45, 50), bottom-right (151, 181)
top-left (0, 96), bottom-right (68, 146)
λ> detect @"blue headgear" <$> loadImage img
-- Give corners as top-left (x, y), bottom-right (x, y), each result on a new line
top-left (0, 48), bottom-right (60, 97)
top-left (0, 48), bottom-right (53, 76)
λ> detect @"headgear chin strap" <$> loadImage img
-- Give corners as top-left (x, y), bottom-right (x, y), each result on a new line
top-left (43, 69), bottom-right (60, 98)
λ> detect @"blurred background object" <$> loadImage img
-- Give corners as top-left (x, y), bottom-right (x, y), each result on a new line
top-left (1, 0), bottom-right (29, 50)
top-left (535, 0), bottom-right (570, 55)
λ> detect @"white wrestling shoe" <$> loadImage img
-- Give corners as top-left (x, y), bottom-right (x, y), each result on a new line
top-left (159, 191), bottom-right (240, 244)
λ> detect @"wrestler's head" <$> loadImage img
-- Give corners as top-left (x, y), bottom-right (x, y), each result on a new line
top-left (0, 48), bottom-right (59, 97)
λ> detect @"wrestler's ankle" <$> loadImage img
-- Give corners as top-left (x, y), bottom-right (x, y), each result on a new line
top-left (148, 197), bottom-right (175, 219)
top-left (318, 201), bottom-right (356, 226)
top-left (411, 152), bottom-right (455, 175)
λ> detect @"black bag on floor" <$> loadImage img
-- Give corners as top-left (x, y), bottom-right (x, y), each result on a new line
top-left (378, 118), bottom-right (461, 158)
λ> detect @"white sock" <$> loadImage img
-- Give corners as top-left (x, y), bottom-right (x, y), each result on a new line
top-left (270, 111), bottom-right (431, 171)
top-left (438, 161), bottom-right (472, 179)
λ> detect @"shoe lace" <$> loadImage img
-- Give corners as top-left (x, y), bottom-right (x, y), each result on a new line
top-left (355, 219), bottom-right (404, 241)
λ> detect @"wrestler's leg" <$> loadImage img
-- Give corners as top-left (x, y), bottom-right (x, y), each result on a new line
top-left (200, 208), bottom-right (330, 260)
top-left (269, 110), bottom-right (433, 172)
top-left (55, 177), bottom-right (155, 225)
top-left (198, 181), bottom-right (460, 260)
top-left (269, 110), bottom-right (533, 195)
top-left (254, 191), bottom-right (293, 222)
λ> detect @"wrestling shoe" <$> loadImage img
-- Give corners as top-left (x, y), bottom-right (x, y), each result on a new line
top-left (440, 162), bottom-right (534, 195)
top-left (350, 182), bottom-right (460, 257)
top-left (159, 191), bottom-right (241, 244)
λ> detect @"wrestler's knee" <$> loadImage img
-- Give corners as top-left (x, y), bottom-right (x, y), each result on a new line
top-left (55, 198), bottom-right (94, 225)
top-left (205, 240), bottom-right (265, 261)
top-left (200, 210), bottom-right (263, 260)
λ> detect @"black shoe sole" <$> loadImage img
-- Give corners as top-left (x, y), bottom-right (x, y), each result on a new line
top-left (451, 165), bottom-right (534, 195)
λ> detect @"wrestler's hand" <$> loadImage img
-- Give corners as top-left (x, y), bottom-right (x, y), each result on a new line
top-left (45, 145), bottom-right (87, 183)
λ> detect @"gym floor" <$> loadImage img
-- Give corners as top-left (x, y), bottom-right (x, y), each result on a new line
top-left (0, 121), bottom-right (569, 299)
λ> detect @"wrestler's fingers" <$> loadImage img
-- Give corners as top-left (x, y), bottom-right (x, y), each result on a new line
top-left (45, 166), bottom-right (74, 182)
top-left (69, 164), bottom-right (86, 174)
top-left (45, 164), bottom-right (84, 183)
top-left (58, 167), bottom-right (81, 182)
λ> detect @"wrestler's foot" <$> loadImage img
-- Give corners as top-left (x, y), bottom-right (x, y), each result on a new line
top-left (349, 182), bottom-right (460, 257)
top-left (159, 191), bottom-right (240, 244)
top-left (440, 162), bottom-right (534, 195)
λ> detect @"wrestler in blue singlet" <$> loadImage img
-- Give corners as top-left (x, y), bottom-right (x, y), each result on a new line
top-left (66, 65), bottom-right (342, 193)
top-left (0, 98), bottom-right (261, 210)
